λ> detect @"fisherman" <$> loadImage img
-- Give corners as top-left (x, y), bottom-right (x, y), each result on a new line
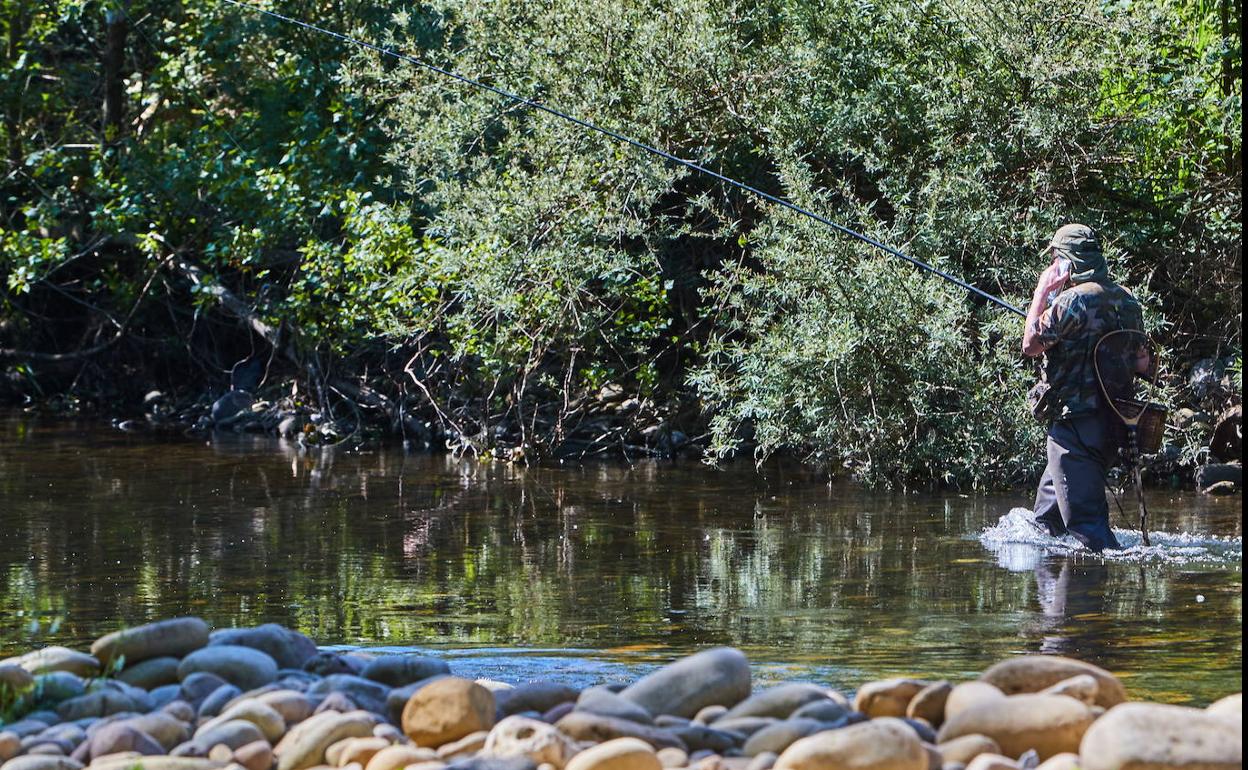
top-left (1021, 224), bottom-right (1146, 552)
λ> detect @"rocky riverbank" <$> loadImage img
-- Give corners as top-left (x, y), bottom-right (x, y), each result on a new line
top-left (0, 620), bottom-right (1241, 770)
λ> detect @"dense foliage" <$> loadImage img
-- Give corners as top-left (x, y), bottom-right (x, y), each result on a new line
top-left (0, 0), bottom-right (1240, 486)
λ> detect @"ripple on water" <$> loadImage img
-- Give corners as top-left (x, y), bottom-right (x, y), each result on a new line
top-left (980, 507), bottom-right (1243, 571)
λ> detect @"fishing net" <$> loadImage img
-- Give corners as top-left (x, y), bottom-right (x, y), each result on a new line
top-left (1094, 329), bottom-right (1166, 455)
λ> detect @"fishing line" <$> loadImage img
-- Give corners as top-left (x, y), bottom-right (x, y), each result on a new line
top-left (220, 0), bottom-right (1027, 317)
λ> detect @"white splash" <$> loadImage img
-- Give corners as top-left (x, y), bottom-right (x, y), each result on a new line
top-left (980, 507), bottom-right (1242, 570)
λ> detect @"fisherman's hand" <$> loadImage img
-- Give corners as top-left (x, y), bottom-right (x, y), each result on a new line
top-left (1033, 261), bottom-right (1067, 303)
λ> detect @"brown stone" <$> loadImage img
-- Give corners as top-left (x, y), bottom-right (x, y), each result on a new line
top-left (1078, 702), bottom-right (1242, 770)
top-left (401, 678), bottom-right (496, 749)
top-left (978, 657), bottom-right (1125, 708)
top-left (853, 680), bottom-right (929, 719)
top-left (564, 738), bottom-right (661, 770)
top-left (906, 683), bottom-right (952, 727)
top-left (943, 684), bottom-right (1006, 722)
top-left (937, 694), bottom-right (1094, 760)
top-left (935, 735), bottom-right (1000, 765)
top-left (774, 718), bottom-right (927, 770)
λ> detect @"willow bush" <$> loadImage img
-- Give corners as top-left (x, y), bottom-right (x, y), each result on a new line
top-left (0, 0), bottom-right (1240, 486)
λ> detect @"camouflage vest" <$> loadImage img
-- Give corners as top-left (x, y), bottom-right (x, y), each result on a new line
top-left (1034, 281), bottom-right (1144, 420)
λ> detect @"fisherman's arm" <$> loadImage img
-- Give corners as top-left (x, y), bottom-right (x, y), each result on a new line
top-left (1022, 263), bottom-right (1067, 357)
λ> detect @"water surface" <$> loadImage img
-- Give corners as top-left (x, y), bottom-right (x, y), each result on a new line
top-left (0, 413), bottom-right (1241, 703)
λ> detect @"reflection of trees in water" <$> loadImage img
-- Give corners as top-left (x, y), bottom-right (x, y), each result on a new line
top-left (0, 423), bottom-right (1241, 699)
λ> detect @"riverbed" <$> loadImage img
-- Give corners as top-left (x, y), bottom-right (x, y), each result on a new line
top-left (0, 413), bottom-right (1240, 704)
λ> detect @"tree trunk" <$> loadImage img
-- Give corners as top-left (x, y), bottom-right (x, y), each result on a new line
top-left (102, 8), bottom-right (127, 141)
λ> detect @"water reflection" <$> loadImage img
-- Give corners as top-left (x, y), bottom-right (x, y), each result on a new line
top-left (0, 413), bottom-right (1241, 704)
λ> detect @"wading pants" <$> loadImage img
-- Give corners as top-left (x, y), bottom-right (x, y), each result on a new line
top-left (1032, 412), bottom-right (1122, 552)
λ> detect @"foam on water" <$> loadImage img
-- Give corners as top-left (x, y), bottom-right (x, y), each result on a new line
top-left (980, 507), bottom-right (1242, 571)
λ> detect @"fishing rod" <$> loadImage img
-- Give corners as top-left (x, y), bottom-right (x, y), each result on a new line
top-left (220, 0), bottom-right (1027, 318)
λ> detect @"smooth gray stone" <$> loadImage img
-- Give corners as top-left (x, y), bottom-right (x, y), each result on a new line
top-left (718, 684), bottom-right (829, 722)
top-left (148, 684), bottom-right (182, 710)
top-left (790, 700), bottom-right (848, 724)
top-left (178, 645), bottom-right (278, 691)
top-left (24, 711), bottom-right (63, 727)
top-left (55, 691), bottom-right (143, 722)
top-left (576, 685), bottom-right (654, 725)
top-left (307, 674), bottom-right (389, 715)
top-left (117, 657), bottom-right (181, 690)
top-left (3, 718), bottom-right (50, 733)
top-left (554, 711), bottom-right (687, 751)
top-left (671, 724), bottom-right (744, 753)
top-left (196, 683), bottom-right (242, 719)
top-left (359, 655), bottom-right (450, 688)
top-left (33, 673), bottom-right (86, 705)
top-left (180, 672), bottom-right (229, 707)
top-left (302, 651), bottom-right (357, 677)
top-left (446, 757), bottom-right (537, 770)
top-left (620, 648), bottom-right (751, 719)
top-left (494, 681), bottom-right (578, 717)
top-left (209, 625), bottom-right (318, 670)
top-left (742, 718), bottom-right (827, 757)
top-left (275, 669), bottom-right (320, 688)
top-left (654, 715), bottom-right (691, 728)
top-left (707, 717), bottom-right (778, 737)
top-left (91, 618), bottom-right (209, 667)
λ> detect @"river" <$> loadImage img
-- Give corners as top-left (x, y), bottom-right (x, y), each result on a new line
top-left (0, 413), bottom-right (1240, 704)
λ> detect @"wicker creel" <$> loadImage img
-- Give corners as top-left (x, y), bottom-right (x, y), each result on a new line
top-left (1111, 397), bottom-right (1168, 455)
